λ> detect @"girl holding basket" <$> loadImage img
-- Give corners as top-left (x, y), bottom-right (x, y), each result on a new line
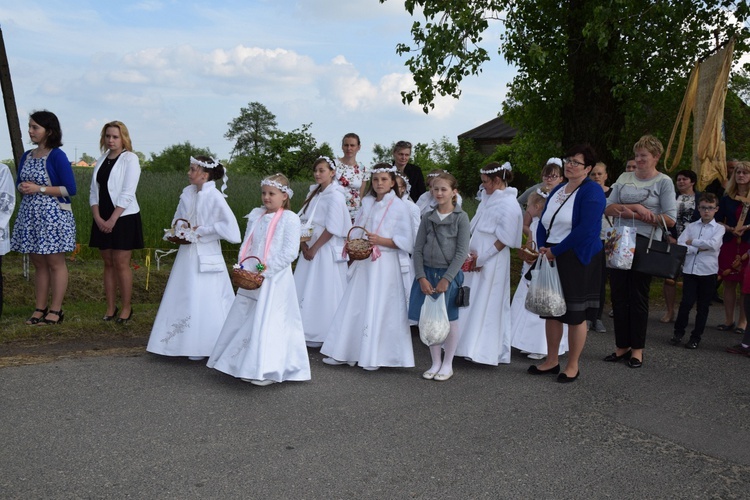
top-left (208, 174), bottom-right (310, 386)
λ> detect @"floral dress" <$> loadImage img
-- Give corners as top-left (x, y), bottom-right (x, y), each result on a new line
top-left (336, 160), bottom-right (368, 221)
top-left (11, 154), bottom-right (76, 254)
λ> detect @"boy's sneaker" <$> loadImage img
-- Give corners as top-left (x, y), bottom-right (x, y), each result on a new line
top-left (668, 335), bottom-right (683, 346)
top-left (726, 344), bottom-right (750, 355)
top-left (594, 319), bottom-right (607, 333)
top-left (685, 339), bottom-right (700, 349)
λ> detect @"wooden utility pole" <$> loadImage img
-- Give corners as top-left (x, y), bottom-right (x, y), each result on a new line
top-left (0, 25), bottom-right (24, 172)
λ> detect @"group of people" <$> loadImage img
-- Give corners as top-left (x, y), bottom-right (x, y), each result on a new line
top-left (3, 110), bottom-right (747, 386)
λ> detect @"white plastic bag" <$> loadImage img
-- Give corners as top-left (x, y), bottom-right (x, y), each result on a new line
top-left (419, 294), bottom-right (450, 346)
top-left (525, 257), bottom-right (567, 317)
top-left (604, 218), bottom-right (636, 270)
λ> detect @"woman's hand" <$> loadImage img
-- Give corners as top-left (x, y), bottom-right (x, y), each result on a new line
top-left (435, 278), bottom-right (450, 294)
top-left (94, 215), bottom-right (108, 233)
top-left (419, 277), bottom-right (435, 295)
top-left (19, 181), bottom-right (41, 195)
top-left (733, 225), bottom-right (749, 238)
top-left (302, 243), bottom-right (318, 261)
top-left (100, 218), bottom-right (117, 233)
top-left (539, 246), bottom-right (555, 261)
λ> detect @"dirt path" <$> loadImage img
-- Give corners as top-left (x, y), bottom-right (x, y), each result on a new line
top-left (0, 336), bottom-right (148, 368)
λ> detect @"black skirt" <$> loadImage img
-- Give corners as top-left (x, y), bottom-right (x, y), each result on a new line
top-left (89, 212), bottom-right (144, 250)
top-left (541, 248), bottom-right (603, 325)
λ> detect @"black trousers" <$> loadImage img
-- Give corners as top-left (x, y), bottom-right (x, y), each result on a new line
top-left (610, 267), bottom-right (652, 350)
top-left (674, 274), bottom-right (716, 342)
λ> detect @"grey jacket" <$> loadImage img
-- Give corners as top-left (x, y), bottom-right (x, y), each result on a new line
top-left (413, 205), bottom-right (471, 283)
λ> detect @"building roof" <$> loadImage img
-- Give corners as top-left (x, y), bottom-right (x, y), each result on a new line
top-left (458, 115), bottom-right (518, 141)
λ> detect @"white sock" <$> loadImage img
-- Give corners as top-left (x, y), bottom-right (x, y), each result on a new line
top-left (437, 321), bottom-right (459, 375)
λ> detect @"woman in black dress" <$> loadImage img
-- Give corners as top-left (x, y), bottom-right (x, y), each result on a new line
top-left (89, 121), bottom-right (144, 323)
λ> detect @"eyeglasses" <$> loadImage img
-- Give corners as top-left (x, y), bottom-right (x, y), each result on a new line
top-left (542, 174), bottom-right (560, 180)
top-left (698, 206), bottom-right (717, 211)
top-left (563, 158), bottom-right (585, 168)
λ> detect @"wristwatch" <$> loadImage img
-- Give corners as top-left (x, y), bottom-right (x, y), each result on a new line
top-left (39, 186), bottom-right (47, 194)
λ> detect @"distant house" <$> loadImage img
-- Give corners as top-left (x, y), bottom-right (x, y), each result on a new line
top-left (74, 160), bottom-right (91, 167)
top-left (458, 115), bottom-right (518, 156)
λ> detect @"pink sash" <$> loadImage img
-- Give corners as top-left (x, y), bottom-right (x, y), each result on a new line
top-left (238, 208), bottom-right (284, 269)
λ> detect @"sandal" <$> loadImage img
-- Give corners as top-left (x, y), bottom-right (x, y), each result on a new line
top-left (25, 307), bottom-right (48, 325)
top-left (41, 310), bottom-right (65, 325)
top-left (736, 327), bottom-right (746, 335)
top-left (716, 323), bottom-right (736, 331)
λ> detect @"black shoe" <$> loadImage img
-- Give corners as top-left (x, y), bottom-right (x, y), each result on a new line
top-left (527, 364), bottom-right (560, 375)
top-left (668, 336), bottom-right (683, 346)
top-left (603, 350), bottom-right (632, 362)
top-left (41, 310), bottom-right (64, 325)
top-left (116, 308), bottom-right (133, 324)
top-left (685, 339), bottom-right (700, 349)
top-left (103, 307), bottom-right (119, 322)
top-left (25, 307), bottom-right (48, 325)
top-left (557, 371), bottom-right (580, 383)
top-left (627, 357), bottom-right (642, 368)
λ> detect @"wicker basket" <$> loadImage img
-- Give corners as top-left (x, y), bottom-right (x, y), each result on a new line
top-left (517, 240), bottom-right (539, 262)
top-left (345, 225), bottom-right (373, 261)
top-left (232, 256), bottom-right (265, 290)
top-left (300, 224), bottom-right (313, 243)
top-left (165, 218), bottom-right (192, 245)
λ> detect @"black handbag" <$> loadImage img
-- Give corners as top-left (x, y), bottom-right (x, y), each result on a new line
top-left (455, 286), bottom-right (470, 307)
top-left (632, 216), bottom-right (687, 280)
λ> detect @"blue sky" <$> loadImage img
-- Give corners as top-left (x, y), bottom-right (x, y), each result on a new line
top-left (0, 0), bottom-right (515, 164)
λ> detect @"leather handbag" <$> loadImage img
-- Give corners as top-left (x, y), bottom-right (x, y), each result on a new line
top-left (455, 286), bottom-right (470, 307)
top-left (632, 216), bottom-right (687, 280)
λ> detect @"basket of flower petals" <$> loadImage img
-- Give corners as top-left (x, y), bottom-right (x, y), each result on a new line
top-left (232, 256), bottom-right (266, 290)
top-left (163, 218), bottom-right (195, 245)
top-left (345, 226), bottom-right (373, 261)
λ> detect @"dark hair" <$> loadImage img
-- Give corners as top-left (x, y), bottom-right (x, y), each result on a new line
top-left (481, 162), bottom-right (514, 184)
top-left (193, 155), bottom-right (225, 182)
top-left (342, 133), bottom-right (361, 146)
top-left (541, 163), bottom-right (563, 178)
top-left (675, 169), bottom-right (697, 185)
top-left (698, 192), bottom-right (718, 206)
top-left (29, 110), bottom-right (63, 148)
top-left (366, 163), bottom-right (397, 198)
top-left (564, 143), bottom-right (597, 168)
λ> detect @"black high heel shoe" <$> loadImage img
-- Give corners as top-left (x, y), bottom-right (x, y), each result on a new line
top-left (41, 310), bottom-right (65, 325)
top-left (116, 308), bottom-right (133, 324)
top-left (25, 307), bottom-right (48, 325)
top-left (103, 307), bottom-right (119, 322)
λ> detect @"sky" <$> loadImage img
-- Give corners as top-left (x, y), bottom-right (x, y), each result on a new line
top-left (0, 1), bottom-right (515, 165)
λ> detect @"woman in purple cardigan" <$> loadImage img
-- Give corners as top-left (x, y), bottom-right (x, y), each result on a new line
top-left (11, 110), bottom-right (77, 325)
top-left (528, 144), bottom-right (605, 383)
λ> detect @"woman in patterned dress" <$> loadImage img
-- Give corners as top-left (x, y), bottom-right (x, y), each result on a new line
top-left (336, 133), bottom-right (369, 221)
top-left (11, 110), bottom-right (76, 325)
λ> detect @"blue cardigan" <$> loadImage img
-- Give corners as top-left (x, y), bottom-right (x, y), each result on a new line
top-left (16, 148), bottom-right (76, 205)
top-left (536, 179), bottom-right (605, 265)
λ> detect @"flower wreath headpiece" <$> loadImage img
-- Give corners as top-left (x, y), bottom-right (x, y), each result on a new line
top-left (318, 156), bottom-right (336, 170)
top-left (427, 170), bottom-right (449, 178)
top-left (190, 156), bottom-right (229, 196)
top-left (395, 171), bottom-right (411, 196)
top-left (535, 187), bottom-right (550, 198)
top-left (480, 162), bottom-right (512, 175)
top-left (261, 178), bottom-right (294, 198)
top-left (546, 157), bottom-right (563, 167)
top-left (371, 165), bottom-right (398, 174)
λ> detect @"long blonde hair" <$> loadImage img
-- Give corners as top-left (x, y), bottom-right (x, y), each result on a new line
top-left (726, 161), bottom-right (750, 199)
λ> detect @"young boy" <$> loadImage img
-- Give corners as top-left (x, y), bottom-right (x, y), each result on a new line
top-left (670, 193), bottom-right (725, 349)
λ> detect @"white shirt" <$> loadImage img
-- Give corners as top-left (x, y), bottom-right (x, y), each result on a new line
top-left (677, 218), bottom-right (725, 276)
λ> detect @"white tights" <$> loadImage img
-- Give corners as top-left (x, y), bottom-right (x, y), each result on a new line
top-left (428, 320), bottom-right (459, 375)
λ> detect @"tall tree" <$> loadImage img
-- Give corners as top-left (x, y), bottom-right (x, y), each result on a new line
top-left (381, 0), bottom-right (749, 175)
top-left (148, 141), bottom-right (214, 172)
top-left (225, 102), bottom-right (278, 158)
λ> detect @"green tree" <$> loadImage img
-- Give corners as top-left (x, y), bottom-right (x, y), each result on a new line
top-left (381, 0), bottom-right (749, 177)
top-left (148, 141), bottom-right (214, 172)
top-left (1, 158), bottom-right (14, 170)
top-left (225, 102), bottom-right (278, 158)
top-left (80, 153), bottom-right (96, 165)
top-left (371, 143), bottom-right (394, 164)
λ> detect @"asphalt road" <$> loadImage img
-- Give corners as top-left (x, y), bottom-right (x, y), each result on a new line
top-left (1, 303), bottom-right (749, 499)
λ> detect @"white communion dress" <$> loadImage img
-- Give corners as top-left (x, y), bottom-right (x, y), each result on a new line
top-left (294, 183), bottom-right (352, 346)
top-left (455, 186), bottom-right (523, 365)
top-left (147, 181), bottom-right (241, 358)
top-left (207, 208), bottom-right (311, 383)
top-left (321, 191), bottom-right (415, 369)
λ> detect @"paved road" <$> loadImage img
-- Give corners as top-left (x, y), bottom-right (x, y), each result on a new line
top-left (1, 304), bottom-right (749, 499)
